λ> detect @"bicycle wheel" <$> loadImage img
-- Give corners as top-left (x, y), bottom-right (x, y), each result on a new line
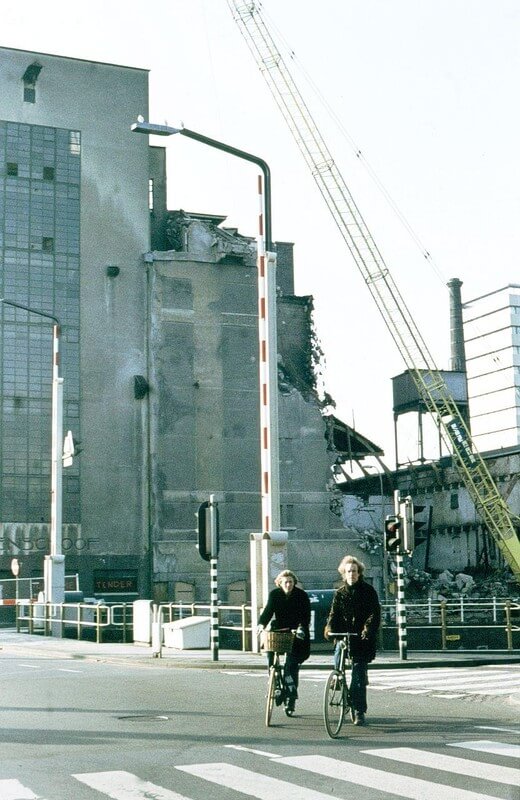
top-left (323, 670), bottom-right (346, 738)
top-left (265, 666), bottom-right (277, 726)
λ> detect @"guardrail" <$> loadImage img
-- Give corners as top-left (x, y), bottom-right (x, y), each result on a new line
top-left (16, 600), bottom-right (133, 643)
top-left (0, 573), bottom-right (79, 609)
top-left (11, 597), bottom-right (520, 652)
top-left (379, 599), bottom-right (519, 651)
top-left (158, 601), bottom-right (252, 651)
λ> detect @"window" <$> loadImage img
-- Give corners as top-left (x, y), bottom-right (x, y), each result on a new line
top-left (69, 131), bottom-right (81, 155)
top-left (22, 62), bottom-right (42, 104)
top-left (148, 178), bottom-right (154, 211)
top-left (42, 237), bottom-right (54, 253)
top-left (6, 162), bottom-right (18, 176)
top-left (43, 166), bottom-right (55, 181)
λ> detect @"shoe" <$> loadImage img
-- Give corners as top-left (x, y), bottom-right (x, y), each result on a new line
top-left (353, 712), bottom-right (366, 726)
top-left (274, 688), bottom-right (284, 706)
top-left (284, 699), bottom-right (295, 716)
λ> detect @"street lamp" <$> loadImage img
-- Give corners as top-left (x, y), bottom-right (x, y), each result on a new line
top-left (0, 298), bottom-right (65, 616)
top-left (132, 120), bottom-right (283, 641)
top-left (130, 121), bottom-right (273, 249)
top-left (132, 122), bottom-right (281, 518)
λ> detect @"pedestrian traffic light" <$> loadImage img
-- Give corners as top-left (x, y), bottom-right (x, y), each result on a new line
top-left (384, 515), bottom-right (401, 553)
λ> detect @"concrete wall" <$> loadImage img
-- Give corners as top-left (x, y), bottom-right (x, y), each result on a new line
top-left (147, 216), bottom-right (350, 600)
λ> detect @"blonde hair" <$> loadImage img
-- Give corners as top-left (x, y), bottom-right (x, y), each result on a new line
top-left (338, 555), bottom-right (365, 580)
top-left (274, 569), bottom-right (298, 587)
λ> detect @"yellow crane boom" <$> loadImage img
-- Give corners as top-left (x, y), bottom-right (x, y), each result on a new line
top-left (227, 0), bottom-right (520, 581)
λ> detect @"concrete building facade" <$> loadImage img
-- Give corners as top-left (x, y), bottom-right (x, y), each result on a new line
top-left (463, 284), bottom-right (520, 452)
top-left (0, 46), bottom-right (152, 596)
top-left (0, 47), bottom-right (357, 602)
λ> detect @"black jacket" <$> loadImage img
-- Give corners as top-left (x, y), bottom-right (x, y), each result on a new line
top-left (258, 586), bottom-right (311, 663)
top-left (325, 579), bottom-right (381, 662)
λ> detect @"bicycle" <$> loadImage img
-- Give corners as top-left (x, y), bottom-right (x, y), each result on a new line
top-left (322, 632), bottom-right (358, 738)
top-left (260, 629), bottom-right (297, 726)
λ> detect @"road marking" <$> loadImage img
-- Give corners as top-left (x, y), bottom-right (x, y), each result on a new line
top-left (448, 740), bottom-right (520, 758)
top-left (0, 779), bottom-right (38, 799)
top-left (476, 726), bottom-right (520, 734)
top-left (17, 664), bottom-right (40, 669)
top-left (73, 770), bottom-right (191, 799)
top-left (225, 744), bottom-right (281, 758)
top-left (57, 668), bottom-right (82, 673)
top-left (177, 762), bottom-right (338, 799)
top-left (363, 746), bottom-right (520, 785)
top-left (277, 754), bottom-right (502, 800)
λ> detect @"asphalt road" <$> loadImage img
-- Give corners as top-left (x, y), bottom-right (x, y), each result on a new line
top-left (0, 651), bottom-right (518, 799)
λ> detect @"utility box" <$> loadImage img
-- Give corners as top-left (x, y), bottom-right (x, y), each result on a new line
top-left (307, 589), bottom-right (335, 645)
top-left (162, 616), bottom-right (211, 649)
top-left (133, 599), bottom-right (153, 645)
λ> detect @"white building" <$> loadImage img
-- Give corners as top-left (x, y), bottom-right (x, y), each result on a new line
top-left (463, 284), bottom-right (520, 452)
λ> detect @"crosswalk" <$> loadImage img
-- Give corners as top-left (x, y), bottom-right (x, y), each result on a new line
top-left (225, 664), bottom-right (520, 700)
top-left (2, 738), bottom-right (519, 799)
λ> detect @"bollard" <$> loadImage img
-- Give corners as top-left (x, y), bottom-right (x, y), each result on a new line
top-left (151, 604), bottom-right (162, 658)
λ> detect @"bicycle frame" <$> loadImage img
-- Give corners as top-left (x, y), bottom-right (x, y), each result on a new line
top-left (323, 632), bottom-right (357, 738)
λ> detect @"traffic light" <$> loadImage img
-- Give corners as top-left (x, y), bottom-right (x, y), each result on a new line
top-left (196, 498), bottom-right (219, 561)
top-left (384, 515), bottom-right (401, 553)
top-left (400, 496), bottom-right (430, 552)
top-left (412, 503), bottom-right (430, 546)
top-left (400, 496), bottom-right (414, 553)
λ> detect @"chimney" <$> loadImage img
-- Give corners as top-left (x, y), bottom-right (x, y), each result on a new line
top-left (447, 278), bottom-right (466, 372)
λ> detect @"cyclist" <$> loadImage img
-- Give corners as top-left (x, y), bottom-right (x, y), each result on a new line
top-left (324, 555), bottom-right (381, 726)
top-left (257, 569), bottom-right (311, 714)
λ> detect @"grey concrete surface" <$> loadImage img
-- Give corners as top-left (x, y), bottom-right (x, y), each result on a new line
top-left (1, 629), bottom-right (519, 671)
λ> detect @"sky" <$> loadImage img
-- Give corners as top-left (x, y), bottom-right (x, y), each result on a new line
top-left (3, 0), bottom-right (520, 466)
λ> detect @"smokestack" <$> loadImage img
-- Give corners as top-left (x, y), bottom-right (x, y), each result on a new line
top-left (447, 278), bottom-right (466, 372)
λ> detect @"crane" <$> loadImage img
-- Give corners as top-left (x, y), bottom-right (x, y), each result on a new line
top-left (227, 0), bottom-right (520, 581)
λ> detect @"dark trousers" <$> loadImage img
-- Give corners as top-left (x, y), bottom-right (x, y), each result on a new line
top-left (333, 644), bottom-right (368, 713)
top-left (266, 651), bottom-right (300, 697)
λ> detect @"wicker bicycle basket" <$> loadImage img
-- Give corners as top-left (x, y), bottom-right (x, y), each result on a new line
top-left (260, 630), bottom-right (295, 654)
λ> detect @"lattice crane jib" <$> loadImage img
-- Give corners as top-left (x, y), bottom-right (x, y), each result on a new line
top-left (227, 0), bottom-right (520, 581)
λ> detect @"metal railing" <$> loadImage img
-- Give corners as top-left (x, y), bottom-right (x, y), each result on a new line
top-left (11, 596), bottom-right (520, 652)
top-left (158, 601), bottom-right (253, 651)
top-left (16, 600), bottom-right (133, 643)
top-left (0, 573), bottom-right (79, 605)
top-left (379, 598), bottom-right (520, 651)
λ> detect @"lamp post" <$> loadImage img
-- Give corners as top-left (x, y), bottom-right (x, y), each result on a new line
top-left (131, 121), bottom-right (284, 622)
top-left (0, 298), bottom-right (65, 617)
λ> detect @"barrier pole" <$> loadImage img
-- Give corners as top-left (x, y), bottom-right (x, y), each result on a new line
top-left (395, 552), bottom-right (407, 661)
top-left (210, 557), bottom-right (219, 661)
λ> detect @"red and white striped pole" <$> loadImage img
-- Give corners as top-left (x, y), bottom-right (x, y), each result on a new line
top-left (256, 175), bottom-right (280, 538)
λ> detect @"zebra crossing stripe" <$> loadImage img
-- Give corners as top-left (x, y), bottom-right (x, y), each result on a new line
top-left (448, 741), bottom-right (520, 758)
top-left (73, 770), bottom-right (190, 799)
top-left (277, 754), bottom-right (501, 800)
top-left (0, 779), bottom-right (38, 800)
top-left (176, 762), bottom-right (337, 800)
top-left (363, 747), bottom-right (520, 786)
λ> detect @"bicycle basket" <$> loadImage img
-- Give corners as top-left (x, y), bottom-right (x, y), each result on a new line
top-left (261, 630), bottom-right (294, 653)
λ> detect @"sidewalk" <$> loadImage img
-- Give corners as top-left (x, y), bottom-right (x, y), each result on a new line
top-left (1, 629), bottom-right (519, 670)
